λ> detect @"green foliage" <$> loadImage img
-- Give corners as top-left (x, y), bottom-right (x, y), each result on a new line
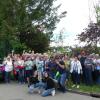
top-left (78, 22), bottom-right (100, 47)
top-left (19, 31), bottom-right (49, 53)
top-left (0, 0), bottom-right (66, 58)
top-left (78, 2), bottom-right (100, 47)
top-left (71, 46), bottom-right (100, 55)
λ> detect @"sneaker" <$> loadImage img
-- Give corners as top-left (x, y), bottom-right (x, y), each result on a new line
top-left (38, 90), bottom-right (41, 94)
top-left (76, 85), bottom-right (80, 89)
top-left (28, 91), bottom-right (33, 94)
top-left (72, 84), bottom-right (76, 88)
top-left (51, 90), bottom-right (55, 96)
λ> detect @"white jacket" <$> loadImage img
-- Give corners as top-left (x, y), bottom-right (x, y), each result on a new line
top-left (4, 60), bottom-right (13, 72)
top-left (70, 60), bottom-right (82, 74)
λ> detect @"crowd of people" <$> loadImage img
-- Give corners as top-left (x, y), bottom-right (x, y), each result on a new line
top-left (0, 51), bottom-right (100, 97)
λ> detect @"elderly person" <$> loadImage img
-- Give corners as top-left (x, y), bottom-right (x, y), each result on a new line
top-left (4, 57), bottom-right (13, 83)
top-left (84, 54), bottom-right (94, 85)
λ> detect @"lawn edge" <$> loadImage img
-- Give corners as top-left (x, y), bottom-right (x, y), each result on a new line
top-left (67, 89), bottom-right (100, 98)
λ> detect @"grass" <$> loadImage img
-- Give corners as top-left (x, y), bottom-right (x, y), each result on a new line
top-left (67, 80), bottom-right (100, 93)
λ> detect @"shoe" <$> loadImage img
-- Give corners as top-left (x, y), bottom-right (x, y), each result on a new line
top-left (28, 91), bottom-right (33, 94)
top-left (72, 84), bottom-right (76, 88)
top-left (38, 90), bottom-right (41, 94)
top-left (51, 90), bottom-right (55, 96)
top-left (76, 85), bottom-right (79, 89)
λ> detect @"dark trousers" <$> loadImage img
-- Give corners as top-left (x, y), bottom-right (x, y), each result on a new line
top-left (24, 70), bottom-right (33, 82)
top-left (5, 71), bottom-right (11, 83)
top-left (82, 68), bottom-right (86, 83)
top-left (18, 69), bottom-right (25, 83)
top-left (71, 71), bottom-right (80, 85)
top-left (84, 68), bottom-right (93, 85)
top-left (95, 70), bottom-right (100, 84)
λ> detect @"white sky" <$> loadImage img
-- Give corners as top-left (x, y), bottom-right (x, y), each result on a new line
top-left (51, 0), bottom-right (98, 47)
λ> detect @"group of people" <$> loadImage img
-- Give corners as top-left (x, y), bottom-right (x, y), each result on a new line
top-left (0, 51), bottom-right (100, 97)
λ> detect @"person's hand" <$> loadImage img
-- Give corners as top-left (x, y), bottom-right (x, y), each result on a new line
top-left (55, 60), bottom-right (59, 64)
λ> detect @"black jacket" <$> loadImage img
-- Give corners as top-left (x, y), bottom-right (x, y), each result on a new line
top-left (42, 77), bottom-right (55, 90)
top-left (29, 76), bottom-right (39, 85)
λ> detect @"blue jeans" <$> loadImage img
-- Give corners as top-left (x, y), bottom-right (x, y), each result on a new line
top-left (58, 73), bottom-right (67, 86)
top-left (57, 72), bottom-right (67, 92)
top-left (42, 88), bottom-right (55, 97)
top-left (49, 72), bottom-right (56, 79)
top-left (29, 82), bottom-right (46, 93)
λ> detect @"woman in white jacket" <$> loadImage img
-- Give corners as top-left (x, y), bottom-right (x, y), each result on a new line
top-left (4, 57), bottom-right (13, 83)
top-left (70, 56), bottom-right (82, 88)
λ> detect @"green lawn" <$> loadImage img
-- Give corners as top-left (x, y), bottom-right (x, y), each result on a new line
top-left (67, 82), bottom-right (100, 93)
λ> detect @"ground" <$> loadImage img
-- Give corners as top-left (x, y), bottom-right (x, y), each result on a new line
top-left (0, 83), bottom-right (99, 100)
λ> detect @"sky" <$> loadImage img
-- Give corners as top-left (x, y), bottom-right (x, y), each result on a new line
top-left (51, 0), bottom-right (98, 47)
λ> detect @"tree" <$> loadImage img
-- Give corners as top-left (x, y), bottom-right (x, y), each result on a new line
top-left (0, 0), bottom-right (18, 58)
top-left (0, 0), bottom-right (66, 57)
top-left (78, 1), bottom-right (100, 48)
top-left (16, 0), bottom-right (66, 52)
top-left (94, 1), bottom-right (100, 24)
top-left (78, 22), bottom-right (100, 46)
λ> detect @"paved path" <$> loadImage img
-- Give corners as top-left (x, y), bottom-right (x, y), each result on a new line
top-left (0, 83), bottom-right (99, 100)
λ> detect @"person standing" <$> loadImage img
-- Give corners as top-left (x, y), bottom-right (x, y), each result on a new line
top-left (95, 54), bottom-right (100, 84)
top-left (79, 52), bottom-right (86, 83)
top-left (84, 55), bottom-right (94, 85)
top-left (47, 56), bottom-right (57, 79)
top-left (55, 56), bottom-right (67, 93)
top-left (70, 56), bottom-right (82, 88)
top-left (36, 55), bottom-right (44, 82)
top-left (17, 56), bottom-right (25, 84)
top-left (4, 57), bottom-right (13, 83)
top-left (24, 57), bottom-right (33, 83)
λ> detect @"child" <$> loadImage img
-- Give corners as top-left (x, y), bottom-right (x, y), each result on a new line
top-left (70, 56), bottom-right (82, 88)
